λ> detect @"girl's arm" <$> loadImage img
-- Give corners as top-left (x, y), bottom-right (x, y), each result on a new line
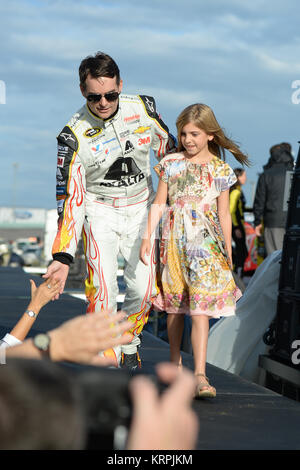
top-left (140, 178), bottom-right (168, 265)
top-left (217, 189), bottom-right (233, 267)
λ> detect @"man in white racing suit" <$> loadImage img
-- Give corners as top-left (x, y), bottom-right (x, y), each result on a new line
top-left (44, 52), bottom-right (176, 369)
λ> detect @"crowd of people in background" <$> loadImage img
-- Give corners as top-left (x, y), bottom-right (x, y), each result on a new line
top-left (229, 142), bottom-right (294, 283)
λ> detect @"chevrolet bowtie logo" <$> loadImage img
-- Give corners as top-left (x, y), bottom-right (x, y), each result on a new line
top-left (133, 126), bottom-right (151, 134)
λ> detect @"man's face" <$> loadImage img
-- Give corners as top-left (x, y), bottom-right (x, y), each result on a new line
top-left (81, 74), bottom-right (123, 119)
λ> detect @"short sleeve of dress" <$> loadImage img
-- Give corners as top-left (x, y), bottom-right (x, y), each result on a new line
top-left (154, 158), bottom-right (169, 183)
top-left (214, 162), bottom-right (237, 192)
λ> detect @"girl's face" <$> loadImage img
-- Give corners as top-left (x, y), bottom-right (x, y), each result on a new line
top-left (181, 122), bottom-right (213, 158)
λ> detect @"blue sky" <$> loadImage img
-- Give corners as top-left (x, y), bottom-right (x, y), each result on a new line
top-left (1, 0), bottom-right (300, 209)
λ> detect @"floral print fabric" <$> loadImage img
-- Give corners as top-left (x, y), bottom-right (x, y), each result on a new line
top-left (152, 152), bottom-right (242, 317)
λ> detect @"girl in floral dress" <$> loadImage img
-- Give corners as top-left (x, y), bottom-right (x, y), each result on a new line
top-left (140, 103), bottom-right (249, 398)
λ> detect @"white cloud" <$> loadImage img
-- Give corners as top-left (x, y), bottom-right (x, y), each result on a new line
top-left (218, 12), bottom-right (270, 30)
top-left (10, 33), bottom-right (88, 62)
top-left (253, 49), bottom-right (300, 74)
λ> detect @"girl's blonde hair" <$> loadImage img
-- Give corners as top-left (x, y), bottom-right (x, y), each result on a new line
top-left (176, 103), bottom-right (250, 166)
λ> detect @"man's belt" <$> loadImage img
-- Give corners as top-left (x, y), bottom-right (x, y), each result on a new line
top-left (95, 187), bottom-right (150, 208)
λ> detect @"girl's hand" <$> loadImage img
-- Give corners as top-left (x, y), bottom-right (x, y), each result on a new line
top-left (140, 238), bottom-right (151, 265)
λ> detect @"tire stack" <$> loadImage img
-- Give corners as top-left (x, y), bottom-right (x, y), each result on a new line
top-left (271, 143), bottom-right (300, 370)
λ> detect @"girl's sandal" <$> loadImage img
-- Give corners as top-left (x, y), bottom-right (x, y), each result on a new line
top-left (194, 373), bottom-right (216, 399)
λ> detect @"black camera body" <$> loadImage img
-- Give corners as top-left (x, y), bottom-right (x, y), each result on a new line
top-left (61, 363), bottom-right (132, 450)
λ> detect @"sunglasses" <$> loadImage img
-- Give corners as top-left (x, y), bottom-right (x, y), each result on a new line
top-left (86, 91), bottom-right (120, 103)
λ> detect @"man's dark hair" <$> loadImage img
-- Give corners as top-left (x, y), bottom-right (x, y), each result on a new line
top-left (79, 52), bottom-right (120, 90)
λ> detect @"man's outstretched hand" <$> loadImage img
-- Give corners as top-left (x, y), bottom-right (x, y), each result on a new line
top-left (42, 260), bottom-right (70, 299)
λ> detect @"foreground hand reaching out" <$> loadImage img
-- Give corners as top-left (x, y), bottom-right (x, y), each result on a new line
top-left (29, 277), bottom-right (60, 311)
top-left (127, 362), bottom-right (199, 450)
top-left (48, 310), bottom-right (132, 365)
top-left (6, 310), bottom-right (132, 367)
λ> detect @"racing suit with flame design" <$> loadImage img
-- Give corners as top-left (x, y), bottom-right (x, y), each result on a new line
top-left (52, 94), bottom-right (176, 365)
